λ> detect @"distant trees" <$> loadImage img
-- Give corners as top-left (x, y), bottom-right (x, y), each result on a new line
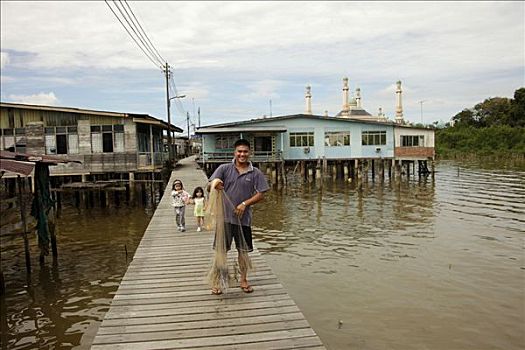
top-left (451, 88), bottom-right (525, 128)
top-left (436, 87), bottom-right (525, 158)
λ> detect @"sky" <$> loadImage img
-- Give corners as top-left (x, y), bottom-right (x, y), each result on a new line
top-left (1, 1), bottom-right (524, 134)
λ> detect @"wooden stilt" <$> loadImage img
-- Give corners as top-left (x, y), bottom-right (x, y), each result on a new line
top-left (17, 176), bottom-right (31, 274)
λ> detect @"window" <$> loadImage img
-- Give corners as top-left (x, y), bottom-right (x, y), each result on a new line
top-left (289, 132), bottom-right (314, 147)
top-left (215, 135), bottom-right (237, 149)
top-left (1, 128), bottom-right (25, 151)
top-left (362, 131), bottom-right (386, 146)
top-left (325, 131), bottom-right (350, 147)
top-left (91, 124), bottom-right (124, 153)
top-left (45, 126), bottom-right (78, 154)
top-left (401, 135), bottom-right (425, 147)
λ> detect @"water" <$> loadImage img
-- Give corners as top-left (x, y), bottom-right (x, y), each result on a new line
top-left (1, 161), bottom-right (524, 349)
top-left (1, 204), bottom-right (152, 349)
top-left (253, 160), bottom-right (525, 350)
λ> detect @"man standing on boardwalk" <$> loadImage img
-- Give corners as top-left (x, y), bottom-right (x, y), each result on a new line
top-left (208, 139), bottom-right (270, 294)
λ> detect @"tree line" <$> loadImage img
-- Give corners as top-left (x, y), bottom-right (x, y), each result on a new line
top-left (435, 87), bottom-right (525, 158)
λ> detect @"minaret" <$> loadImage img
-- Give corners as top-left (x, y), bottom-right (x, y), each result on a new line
top-left (342, 77), bottom-right (350, 115)
top-left (395, 80), bottom-right (404, 124)
top-left (324, 110), bottom-right (329, 117)
top-left (356, 87), bottom-right (362, 108)
top-left (305, 85), bottom-right (312, 114)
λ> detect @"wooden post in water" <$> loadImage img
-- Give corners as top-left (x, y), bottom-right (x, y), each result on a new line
top-left (17, 176), bottom-right (32, 275)
top-left (129, 172), bottom-right (135, 203)
top-left (280, 162), bottom-right (287, 186)
top-left (343, 162), bottom-right (349, 181)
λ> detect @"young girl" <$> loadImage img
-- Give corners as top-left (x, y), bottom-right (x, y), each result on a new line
top-left (171, 180), bottom-right (190, 232)
top-left (191, 187), bottom-right (206, 232)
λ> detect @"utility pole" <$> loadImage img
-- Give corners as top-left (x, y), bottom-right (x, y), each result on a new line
top-left (192, 98), bottom-right (196, 121)
top-left (419, 100), bottom-right (426, 124)
top-left (186, 111), bottom-right (190, 154)
top-left (164, 62), bottom-right (172, 162)
top-left (269, 99), bottom-right (272, 117)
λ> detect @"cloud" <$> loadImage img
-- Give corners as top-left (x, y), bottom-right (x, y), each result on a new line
top-left (0, 51), bottom-right (9, 69)
top-left (0, 2), bottom-right (522, 125)
top-left (7, 92), bottom-right (59, 105)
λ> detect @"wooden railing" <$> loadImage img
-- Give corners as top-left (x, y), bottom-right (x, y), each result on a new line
top-left (137, 152), bottom-right (169, 169)
top-left (202, 150), bottom-right (283, 163)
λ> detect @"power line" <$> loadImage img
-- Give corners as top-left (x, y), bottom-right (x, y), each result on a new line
top-left (104, 0), bottom-right (162, 70)
top-left (121, 0), bottom-right (166, 64)
top-left (116, 0), bottom-right (164, 66)
top-left (110, 0), bottom-right (164, 67)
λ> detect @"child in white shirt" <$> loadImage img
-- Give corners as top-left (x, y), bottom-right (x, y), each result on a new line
top-left (171, 179), bottom-right (190, 232)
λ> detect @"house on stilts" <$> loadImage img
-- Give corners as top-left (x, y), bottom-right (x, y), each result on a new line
top-left (0, 102), bottom-right (183, 182)
top-left (196, 78), bottom-right (435, 183)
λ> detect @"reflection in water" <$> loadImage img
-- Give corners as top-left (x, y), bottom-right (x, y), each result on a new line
top-left (1, 188), bottom-right (153, 349)
top-left (1, 162), bottom-right (524, 350)
top-left (253, 161), bottom-right (524, 350)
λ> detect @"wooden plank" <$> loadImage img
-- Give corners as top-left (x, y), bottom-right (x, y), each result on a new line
top-left (92, 328), bottom-right (318, 349)
top-left (91, 156), bottom-right (325, 349)
top-left (97, 312), bottom-right (306, 335)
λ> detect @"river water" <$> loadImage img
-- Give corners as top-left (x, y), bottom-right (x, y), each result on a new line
top-left (1, 161), bottom-right (524, 349)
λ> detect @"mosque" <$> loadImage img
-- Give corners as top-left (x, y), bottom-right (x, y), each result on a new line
top-left (304, 77), bottom-right (405, 124)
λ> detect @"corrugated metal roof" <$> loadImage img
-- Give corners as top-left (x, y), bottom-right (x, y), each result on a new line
top-left (1, 102), bottom-right (182, 132)
top-left (200, 113), bottom-right (396, 129)
top-left (0, 102), bottom-right (128, 118)
top-left (197, 125), bottom-right (287, 134)
top-left (0, 159), bottom-right (34, 176)
top-left (0, 150), bottom-right (81, 164)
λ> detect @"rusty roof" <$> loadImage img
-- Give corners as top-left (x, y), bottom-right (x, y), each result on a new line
top-left (0, 159), bottom-right (35, 176)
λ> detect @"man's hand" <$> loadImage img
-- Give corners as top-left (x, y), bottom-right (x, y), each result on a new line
top-left (234, 202), bottom-right (246, 217)
top-left (215, 180), bottom-right (224, 191)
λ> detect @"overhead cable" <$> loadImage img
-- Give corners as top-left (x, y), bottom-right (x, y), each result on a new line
top-left (111, 0), bottom-right (164, 67)
top-left (104, 0), bottom-right (163, 70)
top-left (121, 0), bottom-right (166, 64)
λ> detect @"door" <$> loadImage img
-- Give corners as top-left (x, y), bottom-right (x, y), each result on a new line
top-left (254, 136), bottom-right (272, 152)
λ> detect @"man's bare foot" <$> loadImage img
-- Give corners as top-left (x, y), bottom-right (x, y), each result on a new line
top-left (240, 281), bottom-right (253, 293)
top-left (211, 287), bottom-right (222, 295)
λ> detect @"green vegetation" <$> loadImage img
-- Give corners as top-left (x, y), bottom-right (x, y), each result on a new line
top-left (435, 87), bottom-right (525, 159)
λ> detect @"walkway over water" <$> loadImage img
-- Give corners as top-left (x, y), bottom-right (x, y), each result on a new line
top-left (91, 156), bottom-right (325, 349)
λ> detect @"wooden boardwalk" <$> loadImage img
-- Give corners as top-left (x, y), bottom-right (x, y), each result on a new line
top-left (91, 156), bottom-right (325, 349)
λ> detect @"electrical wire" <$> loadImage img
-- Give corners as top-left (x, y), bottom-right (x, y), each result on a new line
top-left (116, 0), bottom-right (164, 66)
top-left (104, 0), bottom-right (163, 70)
top-left (111, 0), bottom-right (164, 67)
top-left (105, 0), bottom-right (189, 130)
top-left (121, 0), bottom-right (166, 64)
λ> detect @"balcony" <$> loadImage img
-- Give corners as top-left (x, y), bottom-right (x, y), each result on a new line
top-left (202, 150), bottom-right (283, 163)
top-left (137, 151), bottom-right (169, 170)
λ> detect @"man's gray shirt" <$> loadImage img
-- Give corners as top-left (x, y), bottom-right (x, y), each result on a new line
top-left (209, 160), bottom-right (270, 226)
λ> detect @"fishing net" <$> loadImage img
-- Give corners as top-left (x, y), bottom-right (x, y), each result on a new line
top-left (205, 179), bottom-right (252, 293)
